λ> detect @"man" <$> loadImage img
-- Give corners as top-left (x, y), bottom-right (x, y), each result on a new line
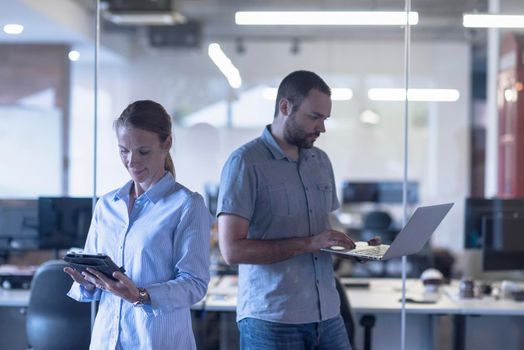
top-left (217, 70), bottom-right (356, 349)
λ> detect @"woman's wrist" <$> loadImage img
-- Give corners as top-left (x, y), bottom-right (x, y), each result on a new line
top-left (132, 287), bottom-right (151, 306)
top-left (83, 283), bottom-right (96, 292)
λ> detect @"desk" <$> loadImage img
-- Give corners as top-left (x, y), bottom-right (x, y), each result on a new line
top-left (204, 276), bottom-right (524, 350)
top-left (0, 289), bottom-right (30, 307)
top-left (3, 277), bottom-right (524, 350)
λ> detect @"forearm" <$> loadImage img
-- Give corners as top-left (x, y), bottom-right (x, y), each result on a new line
top-left (145, 272), bottom-right (208, 316)
top-left (222, 236), bottom-right (313, 265)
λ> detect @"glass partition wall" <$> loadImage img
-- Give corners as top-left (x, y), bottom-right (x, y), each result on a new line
top-left (0, 1), bottom-right (96, 256)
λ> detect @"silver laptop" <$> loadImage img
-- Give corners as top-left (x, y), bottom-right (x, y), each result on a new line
top-left (321, 203), bottom-right (454, 261)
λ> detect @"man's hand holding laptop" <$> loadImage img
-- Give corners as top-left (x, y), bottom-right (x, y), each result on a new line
top-left (329, 235), bottom-right (383, 262)
top-left (311, 229), bottom-right (382, 262)
top-left (328, 235), bottom-right (382, 251)
top-left (309, 229), bottom-right (357, 251)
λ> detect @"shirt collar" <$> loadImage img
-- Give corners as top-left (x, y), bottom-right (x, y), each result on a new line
top-left (113, 172), bottom-right (175, 204)
top-left (261, 125), bottom-right (287, 160)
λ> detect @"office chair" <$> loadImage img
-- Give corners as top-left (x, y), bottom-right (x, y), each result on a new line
top-left (26, 260), bottom-right (91, 350)
top-left (361, 210), bottom-right (395, 243)
top-left (335, 277), bottom-right (356, 349)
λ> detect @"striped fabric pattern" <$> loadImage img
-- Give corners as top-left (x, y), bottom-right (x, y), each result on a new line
top-left (68, 173), bottom-right (211, 350)
top-left (217, 126), bottom-right (341, 324)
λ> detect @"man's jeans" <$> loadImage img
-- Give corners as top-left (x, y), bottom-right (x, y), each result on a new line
top-left (238, 315), bottom-right (352, 350)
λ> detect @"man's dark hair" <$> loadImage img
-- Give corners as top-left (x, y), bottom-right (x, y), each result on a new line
top-left (273, 70), bottom-right (331, 118)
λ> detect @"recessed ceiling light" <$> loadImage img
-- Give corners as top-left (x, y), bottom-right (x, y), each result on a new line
top-left (235, 11), bottom-right (418, 26)
top-left (3, 24), bottom-right (24, 35)
top-left (68, 50), bottom-right (80, 62)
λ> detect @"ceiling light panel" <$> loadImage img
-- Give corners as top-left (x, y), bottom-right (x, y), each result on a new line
top-left (235, 11), bottom-right (419, 26)
top-left (368, 88), bottom-right (460, 102)
top-left (463, 14), bottom-right (524, 28)
top-left (262, 88), bottom-right (353, 101)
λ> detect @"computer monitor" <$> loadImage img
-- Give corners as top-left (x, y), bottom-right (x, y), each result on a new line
top-left (464, 197), bottom-right (524, 249)
top-left (378, 181), bottom-right (418, 204)
top-left (38, 197), bottom-right (94, 250)
top-left (0, 199), bottom-right (39, 250)
top-left (482, 215), bottom-right (524, 271)
top-left (342, 181), bottom-right (418, 204)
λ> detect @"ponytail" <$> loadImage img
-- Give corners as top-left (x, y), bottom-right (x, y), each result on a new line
top-left (165, 153), bottom-right (175, 178)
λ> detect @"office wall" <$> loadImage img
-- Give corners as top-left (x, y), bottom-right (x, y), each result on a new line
top-left (0, 107), bottom-right (61, 197)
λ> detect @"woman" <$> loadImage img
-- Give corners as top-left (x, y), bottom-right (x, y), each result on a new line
top-left (65, 100), bottom-right (211, 349)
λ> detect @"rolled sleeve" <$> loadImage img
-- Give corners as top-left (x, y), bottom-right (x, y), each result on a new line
top-left (217, 154), bottom-right (256, 220)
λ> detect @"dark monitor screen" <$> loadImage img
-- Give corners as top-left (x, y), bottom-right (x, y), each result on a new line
top-left (482, 216), bottom-right (524, 271)
top-left (464, 197), bottom-right (524, 249)
top-left (0, 199), bottom-right (39, 250)
top-left (342, 181), bottom-right (418, 204)
top-left (38, 197), bottom-right (94, 250)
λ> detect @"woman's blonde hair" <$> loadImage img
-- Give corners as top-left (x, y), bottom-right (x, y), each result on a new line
top-left (114, 100), bottom-right (175, 177)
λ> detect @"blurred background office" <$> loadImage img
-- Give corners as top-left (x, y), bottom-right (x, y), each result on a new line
top-left (1, 0), bottom-right (524, 349)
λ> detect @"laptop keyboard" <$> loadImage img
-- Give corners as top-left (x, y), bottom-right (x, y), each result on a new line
top-left (354, 245), bottom-right (389, 257)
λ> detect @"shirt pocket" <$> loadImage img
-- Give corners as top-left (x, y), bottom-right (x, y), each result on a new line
top-left (316, 182), bottom-right (334, 213)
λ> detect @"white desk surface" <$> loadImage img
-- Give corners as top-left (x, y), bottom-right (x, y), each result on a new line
top-left (0, 289), bottom-right (30, 307)
top-left (442, 285), bottom-right (524, 316)
top-left (3, 276), bottom-right (524, 316)
top-left (204, 276), bottom-right (524, 316)
top-left (342, 278), bottom-right (460, 314)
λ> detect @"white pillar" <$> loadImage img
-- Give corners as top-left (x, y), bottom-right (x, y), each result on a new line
top-left (484, 0), bottom-right (500, 197)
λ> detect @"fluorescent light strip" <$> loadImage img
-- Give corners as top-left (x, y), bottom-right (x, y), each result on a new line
top-left (368, 88), bottom-right (460, 102)
top-left (236, 11), bottom-right (418, 26)
top-left (463, 14), bottom-right (524, 28)
top-left (3, 24), bottom-right (24, 35)
top-left (104, 13), bottom-right (176, 25)
top-left (263, 87), bottom-right (353, 101)
top-left (332, 88), bottom-right (354, 100)
top-left (208, 43), bottom-right (242, 89)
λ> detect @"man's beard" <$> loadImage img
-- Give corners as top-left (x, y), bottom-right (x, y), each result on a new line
top-left (283, 114), bottom-right (320, 149)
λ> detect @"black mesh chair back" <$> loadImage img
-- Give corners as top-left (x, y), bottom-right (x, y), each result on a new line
top-left (362, 210), bottom-right (396, 244)
top-left (363, 211), bottom-right (392, 230)
top-left (26, 260), bottom-right (91, 350)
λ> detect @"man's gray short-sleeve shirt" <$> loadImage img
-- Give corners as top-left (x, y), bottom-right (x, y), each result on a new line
top-left (217, 125), bottom-right (341, 324)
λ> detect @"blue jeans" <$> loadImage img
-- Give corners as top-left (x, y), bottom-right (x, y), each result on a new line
top-left (238, 315), bottom-right (352, 350)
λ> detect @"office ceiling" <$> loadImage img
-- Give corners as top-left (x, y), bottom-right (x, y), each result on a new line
top-left (1, 0), bottom-right (523, 46)
top-left (176, 0), bottom-right (487, 41)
